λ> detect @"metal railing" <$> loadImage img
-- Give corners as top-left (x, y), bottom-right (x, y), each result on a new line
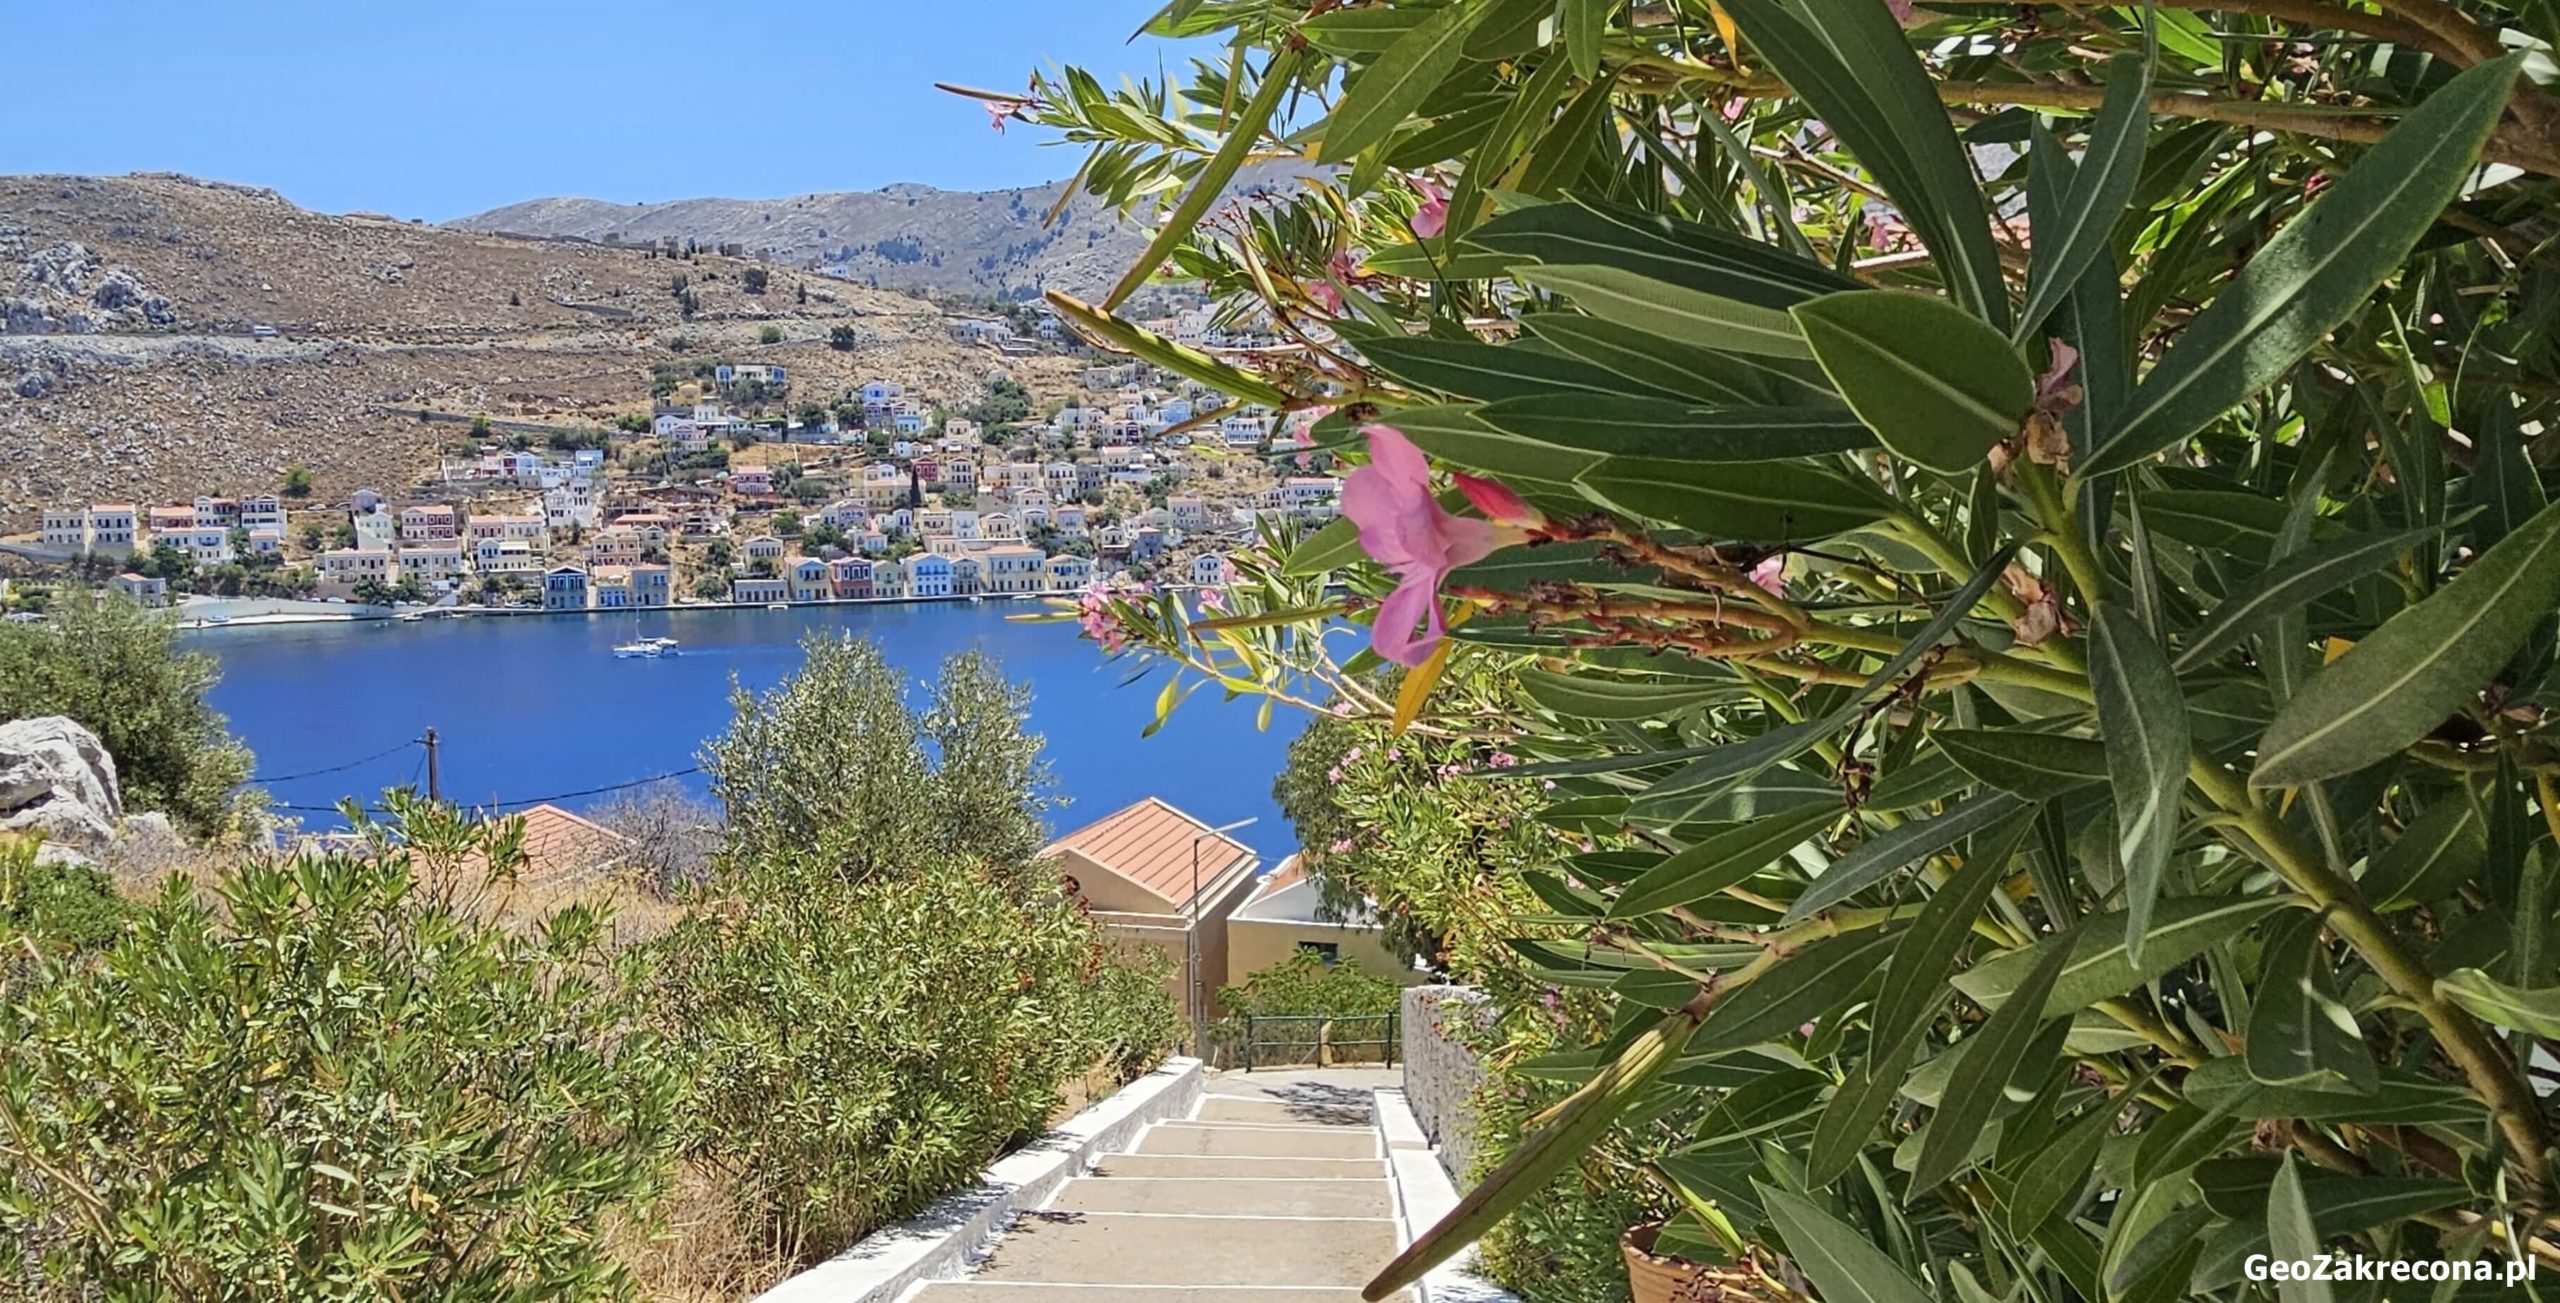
top-left (1211, 1011), bottom-right (1400, 1070)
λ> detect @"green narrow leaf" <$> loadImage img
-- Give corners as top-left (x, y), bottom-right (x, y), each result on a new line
top-left (1395, 405), bottom-right (1600, 486)
top-left (1048, 292), bottom-right (1294, 407)
top-left (1792, 291), bottom-right (2034, 475)
top-left (1864, 810), bottom-right (2037, 1075)
top-left (2002, 1081), bottom-right (2136, 1237)
top-left (2266, 1156), bottom-right (2334, 1303)
top-left (2015, 54), bottom-right (2151, 342)
top-left (1103, 45), bottom-right (1307, 312)
top-left (1365, 1008), bottom-right (1700, 1298)
top-left (2172, 527), bottom-right (2431, 672)
top-left (2244, 909), bottom-right (2378, 1092)
top-left (1692, 929), bottom-right (1898, 1052)
top-left (1805, 1036), bottom-right (1919, 1187)
top-left (1476, 396), bottom-right (1873, 461)
top-left (1933, 729), bottom-right (2110, 800)
top-left (1782, 790), bottom-right (2033, 924)
top-left (1521, 264), bottom-right (1814, 358)
top-left (1577, 456), bottom-right (1897, 542)
top-left (1522, 670), bottom-right (1749, 721)
top-left (1319, 5), bottom-right (1477, 164)
top-left (2088, 605), bottom-right (2189, 965)
top-left (2255, 494), bottom-right (2560, 787)
top-left (1565, 0), bottom-right (1607, 78)
top-left (2083, 56), bottom-right (2523, 476)
top-left (1471, 194), bottom-right (1861, 307)
top-left (1283, 515), bottom-right (1367, 577)
top-left (2437, 967), bottom-right (2560, 1037)
top-left (1952, 896), bottom-right (2286, 1016)
top-left (1759, 1186), bottom-right (1939, 1303)
top-left (1523, 315), bottom-right (1783, 404)
top-left (1610, 802), bottom-right (1842, 918)
top-left (1911, 933), bottom-right (2073, 1192)
top-left (1359, 334), bottom-right (1663, 403)
top-left (1717, 0), bottom-right (2007, 327)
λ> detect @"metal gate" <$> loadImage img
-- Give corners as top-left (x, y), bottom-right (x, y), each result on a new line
top-left (1220, 1011), bottom-right (1400, 1070)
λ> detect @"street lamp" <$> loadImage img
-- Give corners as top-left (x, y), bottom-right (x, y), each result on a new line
top-left (1190, 816), bottom-right (1258, 1060)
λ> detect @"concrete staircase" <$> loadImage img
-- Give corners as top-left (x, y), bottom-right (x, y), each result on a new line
top-left (904, 1068), bottom-right (1415, 1302)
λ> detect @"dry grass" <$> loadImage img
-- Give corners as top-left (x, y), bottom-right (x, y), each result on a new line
top-left (614, 1162), bottom-right (801, 1303)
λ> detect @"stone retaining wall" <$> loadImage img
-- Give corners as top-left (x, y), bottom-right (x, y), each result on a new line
top-left (1400, 984), bottom-right (1491, 1181)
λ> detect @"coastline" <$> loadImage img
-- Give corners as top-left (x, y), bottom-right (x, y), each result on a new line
top-left (176, 589), bottom-right (1096, 631)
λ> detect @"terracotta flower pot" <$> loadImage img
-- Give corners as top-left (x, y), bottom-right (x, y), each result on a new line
top-left (1622, 1222), bottom-right (1797, 1303)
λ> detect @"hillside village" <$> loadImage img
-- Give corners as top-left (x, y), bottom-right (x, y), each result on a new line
top-left (20, 341), bottom-right (1339, 616)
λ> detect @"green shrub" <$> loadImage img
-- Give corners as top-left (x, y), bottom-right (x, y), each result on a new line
top-left (645, 847), bottom-right (1165, 1265)
top-left (0, 837), bottom-right (131, 954)
top-left (668, 635), bottom-right (1176, 1265)
top-left (0, 598), bottom-right (255, 836)
top-left (0, 799), bottom-right (680, 1298)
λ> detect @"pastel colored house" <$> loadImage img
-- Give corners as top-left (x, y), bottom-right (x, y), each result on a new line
top-left (542, 565), bottom-right (590, 611)
top-left (1044, 799), bottom-right (1263, 1025)
top-left (1226, 855), bottom-right (1420, 988)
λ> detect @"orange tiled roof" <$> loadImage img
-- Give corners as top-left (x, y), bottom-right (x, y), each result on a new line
top-left (485, 803), bottom-right (632, 881)
top-left (1048, 797), bottom-right (1254, 909)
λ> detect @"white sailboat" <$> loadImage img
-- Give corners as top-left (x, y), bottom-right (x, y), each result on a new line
top-left (611, 610), bottom-right (679, 658)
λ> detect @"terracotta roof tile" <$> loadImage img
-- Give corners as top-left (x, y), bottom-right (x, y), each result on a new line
top-left (1047, 797), bottom-right (1255, 909)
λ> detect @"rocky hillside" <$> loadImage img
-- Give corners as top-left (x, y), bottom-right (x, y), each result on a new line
top-left (0, 174), bottom-right (1063, 528)
top-left (451, 180), bottom-right (1144, 300)
top-left (450, 165), bottom-right (1312, 300)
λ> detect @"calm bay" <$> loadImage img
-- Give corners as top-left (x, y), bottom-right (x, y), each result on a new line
top-left (188, 602), bottom-right (1308, 860)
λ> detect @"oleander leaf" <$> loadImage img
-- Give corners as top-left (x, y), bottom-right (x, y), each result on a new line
top-left (1717, 0), bottom-right (2007, 327)
top-left (1318, 4), bottom-right (1477, 163)
top-left (1912, 936), bottom-right (2071, 1192)
top-left (2172, 526), bottom-right (2431, 672)
top-left (1521, 264), bottom-right (1814, 358)
top-left (1577, 456), bottom-right (1897, 542)
top-left (1476, 395), bottom-right (1874, 461)
top-left (1470, 195), bottom-right (1861, 307)
top-left (2254, 494), bottom-right (2560, 786)
top-left (1952, 896), bottom-right (2287, 1016)
top-left (1793, 290), bottom-right (2034, 474)
top-left (2083, 56), bottom-right (2522, 476)
top-left (1759, 1187), bottom-right (1939, 1303)
top-left (2437, 967), bottom-right (2560, 1037)
top-left (1610, 802), bottom-right (1842, 918)
top-left (2089, 604), bottom-right (2190, 965)
top-left (2016, 54), bottom-right (2151, 341)
top-left (2243, 909), bottom-right (2378, 1092)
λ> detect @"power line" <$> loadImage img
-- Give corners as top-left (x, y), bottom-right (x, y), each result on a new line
top-left (249, 738), bottom-right (422, 785)
top-left (267, 765), bottom-right (704, 816)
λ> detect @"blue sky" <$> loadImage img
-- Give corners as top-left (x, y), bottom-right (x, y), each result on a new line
top-left (17, 0), bottom-right (1193, 221)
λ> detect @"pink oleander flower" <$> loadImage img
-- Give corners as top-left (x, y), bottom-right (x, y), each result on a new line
top-left (1453, 473), bottom-right (1538, 527)
top-left (1342, 424), bottom-right (1529, 667)
top-left (1307, 278), bottom-right (1343, 313)
top-left (1750, 554), bottom-right (1787, 598)
top-left (1488, 751), bottom-right (1518, 768)
top-left (1076, 584), bottom-right (1130, 654)
top-left (2035, 339), bottom-right (2083, 416)
top-left (985, 101), bottom-right (1013, 133)
top-left (1886, 0), bottom-right (1916, 21)
top-left (1199, 586), bottom-right (1227, 614)
top-left (1329, 838), bottom-right (1355, 854)
top-left (1413, 178), bottom-right (1450, 239)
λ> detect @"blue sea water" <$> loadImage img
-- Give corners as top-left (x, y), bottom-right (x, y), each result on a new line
top-left (187, 603), bottom-right (1310, 861)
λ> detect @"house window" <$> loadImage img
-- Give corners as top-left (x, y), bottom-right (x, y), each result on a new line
top-left (1296, 941), bottom-right (1340, 965)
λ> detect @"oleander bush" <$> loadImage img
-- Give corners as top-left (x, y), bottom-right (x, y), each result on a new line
top-left (0, 800), bottom-right (681, 1300)
top-left (1024, 0), bottom-right (2560, 1298)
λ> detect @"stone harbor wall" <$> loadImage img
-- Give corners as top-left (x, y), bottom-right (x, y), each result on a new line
top-left (1401, 984), bottom-right (1493, 1181)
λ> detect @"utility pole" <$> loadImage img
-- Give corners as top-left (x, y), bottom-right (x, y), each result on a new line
top-left (422, 728), bottom-right (441, 802)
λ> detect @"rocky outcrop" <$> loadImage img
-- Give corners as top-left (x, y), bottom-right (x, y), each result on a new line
top-left (0, 715), bottom-right (123, 862)
top-left (2, 237), bottom-right (178, 334)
